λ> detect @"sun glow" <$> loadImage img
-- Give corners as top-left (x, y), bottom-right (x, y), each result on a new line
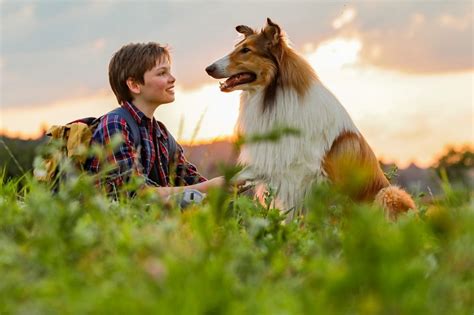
top-left (304, 37), bottom-right (473, 167)
top-left (155, 84), bottom-right (240, 143)
top-left (307, 38), bottom-right (362, 70)
top-left (0, 91), bottom-right (117, 138)
top-left (0, 84), bottom-right (240, 144)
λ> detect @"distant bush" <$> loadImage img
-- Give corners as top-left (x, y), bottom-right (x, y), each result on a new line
top-left (0, 136), bottom-right (47, 179)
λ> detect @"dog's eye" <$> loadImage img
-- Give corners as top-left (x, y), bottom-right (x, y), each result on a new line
top-left (240, 47), bottom-right (251, 54)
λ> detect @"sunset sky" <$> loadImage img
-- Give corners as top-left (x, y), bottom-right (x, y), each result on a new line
top-left (1, 1), bottom-right (473, 167)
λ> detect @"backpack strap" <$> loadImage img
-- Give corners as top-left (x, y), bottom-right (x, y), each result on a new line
top-left (109, 107), bottom-right (178, 165)
top-left (109, 107), bottom-right (160, 185)
top-left (109, 107), bottom-right (141, 148)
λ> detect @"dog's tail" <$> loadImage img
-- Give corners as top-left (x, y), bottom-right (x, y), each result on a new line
top-left (375, 185), bottom-right (416, 220)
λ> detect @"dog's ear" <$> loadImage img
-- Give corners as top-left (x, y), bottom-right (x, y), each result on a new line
top-left (263, 18), bottom-right (281, 46)
top-left (236, 25), bottom-right (255, 37)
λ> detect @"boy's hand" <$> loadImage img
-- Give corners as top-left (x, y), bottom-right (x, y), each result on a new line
top-left (208, 176), bottom-right (245, 192)
top-left (207, 176), bottom-right (226, 188)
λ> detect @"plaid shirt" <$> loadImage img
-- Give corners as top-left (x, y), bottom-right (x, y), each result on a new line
top-left (86, 101), bottom-right (206, 190)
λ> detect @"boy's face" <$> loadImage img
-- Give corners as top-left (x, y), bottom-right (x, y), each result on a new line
top-left (137, 58), bottom-right (175, 106)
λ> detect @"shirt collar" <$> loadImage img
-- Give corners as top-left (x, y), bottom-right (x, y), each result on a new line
top-left (122, 101), bottom-right (145, 125)
top-left (122, 101), bottom-right (162, 137)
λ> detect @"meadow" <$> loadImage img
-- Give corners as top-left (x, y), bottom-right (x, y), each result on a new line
top-left (0, 138), bottom-right (472, 314)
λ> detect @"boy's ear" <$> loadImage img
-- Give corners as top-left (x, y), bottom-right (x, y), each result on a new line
top-left (126, 77), bottom-right (141, 95)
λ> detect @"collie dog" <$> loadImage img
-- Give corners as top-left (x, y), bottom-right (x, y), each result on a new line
top-left (206, 18), bottom-right (415, 219)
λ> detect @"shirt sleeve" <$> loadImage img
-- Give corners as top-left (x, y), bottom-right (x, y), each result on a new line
top-left (172, 143), bottom-right (208, 186)
top-left (87, 114), bottom-right (144, 191)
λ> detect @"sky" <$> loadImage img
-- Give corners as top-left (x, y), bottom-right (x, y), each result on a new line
top-left (0, 0), bottom-right (473, 167)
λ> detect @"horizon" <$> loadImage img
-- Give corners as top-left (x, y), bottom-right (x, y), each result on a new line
top-left (1, 129), bottom-right (472, 171)
top-left (1, 1), bottom-right (473, 168)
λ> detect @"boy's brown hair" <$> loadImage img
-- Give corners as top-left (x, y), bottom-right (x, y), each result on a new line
top-left (109, 42), bottom-right (170, 104)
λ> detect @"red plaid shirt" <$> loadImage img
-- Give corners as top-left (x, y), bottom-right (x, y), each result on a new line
top-left (86, 101), bottom-right (206, 190)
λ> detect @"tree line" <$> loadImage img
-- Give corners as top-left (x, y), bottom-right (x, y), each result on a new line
top-left (1, 135), bottom-right (472, 189)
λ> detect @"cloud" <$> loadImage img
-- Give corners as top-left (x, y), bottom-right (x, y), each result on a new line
top-left (92, 38), bottom-right (106, 51)
top-left (439, 13), bottom-right (471, 31)
top-left (0, 2), bottom-right (37, 36)
top-left (2, 2), bottom-right (36, 20)
top-left (0, 1), bottom-right (339, 109)
top-left (332, 7), bottom-right (357, 30)
top-left (0, 1), bottom-right (472, 112)
top-left (348, 2), bottom-right (473, 74)
top-left (307, 37), bottom-right (362, 70)
top-left (0, 39), bottom-right (112, 108)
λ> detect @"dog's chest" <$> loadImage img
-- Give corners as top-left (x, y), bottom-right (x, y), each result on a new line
top-left (237, 90), bottom-right (327, 179)
top-left (236, 85), bottom-right (358, 181)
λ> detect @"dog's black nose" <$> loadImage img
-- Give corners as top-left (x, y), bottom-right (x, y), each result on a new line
top-left (205, 64), bottom-right (216, 75)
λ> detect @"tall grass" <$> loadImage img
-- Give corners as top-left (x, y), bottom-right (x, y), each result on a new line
top-left (0, 163), bottom-right (472, 314)
top-left (1, 127), bottom-right (473, 314)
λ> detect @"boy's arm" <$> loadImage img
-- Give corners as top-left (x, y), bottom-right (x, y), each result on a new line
top-left (141, 176), bottom-right (225, 199)
top-left (146, 136), bottom-right (228, 198)
top-left (171, 142), bottom-right (208, 186)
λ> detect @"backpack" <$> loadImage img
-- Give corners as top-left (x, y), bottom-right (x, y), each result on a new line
top-left (33, 107), bottom-right (178, 186)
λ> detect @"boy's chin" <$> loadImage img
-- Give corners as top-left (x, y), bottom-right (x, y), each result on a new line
top-left (157, 96), bottom-right (175, 105)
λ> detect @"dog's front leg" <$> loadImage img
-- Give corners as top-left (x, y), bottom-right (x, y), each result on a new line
top-left (232, 165), bottom-right (259, 192)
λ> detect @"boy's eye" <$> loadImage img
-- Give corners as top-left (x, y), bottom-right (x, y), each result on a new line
top-left (240, 47), bottom-right (251, 54)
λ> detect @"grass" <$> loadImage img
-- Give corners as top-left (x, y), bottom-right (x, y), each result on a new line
top-left (0, 163), bottom-right (472, 314)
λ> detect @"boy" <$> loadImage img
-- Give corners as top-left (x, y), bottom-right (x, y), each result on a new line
top-left (86, 42), bottom-right (224, 198)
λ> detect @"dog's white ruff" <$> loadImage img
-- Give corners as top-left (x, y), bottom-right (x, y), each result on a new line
top-left (236, 80), bottom-right (359, 216)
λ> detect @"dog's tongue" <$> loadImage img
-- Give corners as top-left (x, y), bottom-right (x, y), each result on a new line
top-left (220, 73), bottom-right (255, 92)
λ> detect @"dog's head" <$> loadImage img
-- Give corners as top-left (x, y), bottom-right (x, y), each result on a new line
top-left (205, 18), bottom-right (284, 93)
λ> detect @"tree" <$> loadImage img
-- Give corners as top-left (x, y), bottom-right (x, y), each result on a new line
top-left (434, 145), bottom-right (473, 188)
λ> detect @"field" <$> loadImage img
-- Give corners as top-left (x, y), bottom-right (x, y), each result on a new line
top-left (0, 161), bottom-right (472, 315)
